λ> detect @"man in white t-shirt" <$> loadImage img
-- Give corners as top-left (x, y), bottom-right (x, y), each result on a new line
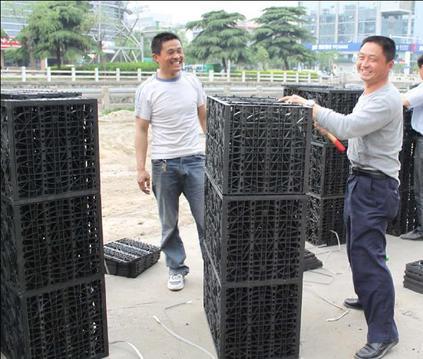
top-left (400, 54), bottom-right (423, 241)
top-left (134, 32), bottom-right (206, 291)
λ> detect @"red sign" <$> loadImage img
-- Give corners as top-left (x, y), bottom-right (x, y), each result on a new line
top-left (1, 37), bottom-right (22, 49)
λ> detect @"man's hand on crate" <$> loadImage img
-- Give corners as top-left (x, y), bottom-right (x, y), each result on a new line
top-left (279, 94), bottom-right (320, 120)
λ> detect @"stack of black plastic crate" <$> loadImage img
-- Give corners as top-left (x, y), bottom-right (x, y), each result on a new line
top-left (204, 95), bottom-right (312, 358)
top-left (1, 90), bottom-right (108, 358)
top-left (307, 136), bottom-right (349, 246)
top-left (387, 109), bottom-right (417, 236)
top-left (283, 86), bottom-right (362, 246)
top-left (403, 260), bottom-right (423, 294)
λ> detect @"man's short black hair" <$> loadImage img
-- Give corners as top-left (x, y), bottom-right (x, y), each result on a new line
top-left (418, 54), bottom-right (423, 68)
top-left (151, 32), bottom-right (180, 55)
top-left (360, 36), bottom-right (396, 62)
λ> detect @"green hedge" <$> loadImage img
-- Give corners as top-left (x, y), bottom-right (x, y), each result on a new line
top-left (74, 62), bottom-right (158, 71)
top-left (234, 69), bottom-right (318, 76)
top-left (49, 63), bottom-right (318, 79)
top-left (232, 70), bottom-right (319, 80)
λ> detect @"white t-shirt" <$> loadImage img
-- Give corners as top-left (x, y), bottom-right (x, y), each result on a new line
top-left (135, 72), bottom-right (206, 159)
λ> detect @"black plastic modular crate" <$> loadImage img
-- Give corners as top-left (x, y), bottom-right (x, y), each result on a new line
top-left (1, 194), bottom-right (104, 291)
top-left (283, 86), bottom-right (362, 142)
top-left (404, 272), bottom-right (423, 284)
top-left (398, 139), bottom-right (415, 193)
top-left (406, 260), bottom-right (423, 276)
top-left (206, 95), bottom-right (312, 195)
top-left (403, 277), bottom-right (423, 294)
top-left (283, 86), bottom-right (362, 115)
top-left (386, 189), bottom-right (417, 237)
top-left (1, 277), bottom-right (108, 359)
top-left (104, 238), bottom-right (161, 278)
top-left (307, 194), bottom-right (346, 246)
top-left (203, 251), bottom-right (302, 359)
top-left (403, 109), bottom-right (417, 141)
top-left (1, 98), bottom-right (100, 201)
top-left (1, 90), bottom-right (82, 99)
top-left (404, 271), bottom-right (423, 283)
top-left (309, 141), bottom-right (349, 197)
top-left (403, 260), bottom-right (423, 293)
top-left (283, 84), bottom-right (331, 90)
top-left (205, 176), bottom-right (307, 284)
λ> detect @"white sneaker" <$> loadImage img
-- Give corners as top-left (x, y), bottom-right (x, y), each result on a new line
top-left (167, 273), bottom-right (184, 291)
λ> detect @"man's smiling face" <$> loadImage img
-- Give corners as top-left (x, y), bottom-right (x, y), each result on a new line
top-left (356, 41), bottom-right (393, 87)
top-left (154, 39), bottom-right (184, 75)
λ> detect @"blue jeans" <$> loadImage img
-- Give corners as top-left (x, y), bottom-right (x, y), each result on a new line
top-left (151, 154), bottom-right (205, 275)
top-left (344, 174), bottom-right (399, 343)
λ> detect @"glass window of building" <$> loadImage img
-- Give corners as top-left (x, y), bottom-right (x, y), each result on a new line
top-left (301, 2), bottom-right (319, 40)
top-left (382, 13), bottom-right (410, 41)
top-left (338, 2), bottom-right (357, 43)
top-left (1, 0), bottom-right (33, 36)
top-left (319, 1), bottom-right (337, 44)
top-left (358, 2), bottom-right (378, 41)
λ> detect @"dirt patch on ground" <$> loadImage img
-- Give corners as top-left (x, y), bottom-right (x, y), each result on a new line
top-left (99, 110), bottom-right (203, 245)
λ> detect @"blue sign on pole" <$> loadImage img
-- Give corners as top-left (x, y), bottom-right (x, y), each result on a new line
top-left (305, 43), bottom-right (423, 53)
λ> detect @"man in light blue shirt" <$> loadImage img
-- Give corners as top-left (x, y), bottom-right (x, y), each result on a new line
top-left (400, 54), bottom-right (423, 241)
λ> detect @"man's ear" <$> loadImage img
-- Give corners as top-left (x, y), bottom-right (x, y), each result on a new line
top-left (153, 53), bottom-right (159, 63)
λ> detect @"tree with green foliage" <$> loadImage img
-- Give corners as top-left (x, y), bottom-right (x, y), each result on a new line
top-left (254, 7), bottom-right (315, 70)
top-left (20, 1), bottom-right (95, 68)
top-left (315, 51), bottom-right (339, 73)
top-left (186, 10), bottom-right (250, 72)
top-left (249, 45), bottom-right (270, 70)
top-left (13, 29), bottom-right (35, 67)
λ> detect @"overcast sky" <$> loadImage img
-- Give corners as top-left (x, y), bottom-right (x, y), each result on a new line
top-left (129, 1), bottom-right (299, 25)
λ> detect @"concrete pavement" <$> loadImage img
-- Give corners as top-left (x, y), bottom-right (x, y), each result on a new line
top-left (105, 224), bottom-right (423, 359)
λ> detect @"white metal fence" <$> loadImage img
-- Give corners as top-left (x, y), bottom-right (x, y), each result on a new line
top-left (0, 67), bottom-right (337, 84)
top-left (2, 66), bottom-right (418, 88)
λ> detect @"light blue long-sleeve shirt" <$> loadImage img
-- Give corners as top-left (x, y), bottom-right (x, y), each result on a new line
top-left (316, 83), bottom-right (403, 182)
top-left (405, 82), bottom-right (423, 135)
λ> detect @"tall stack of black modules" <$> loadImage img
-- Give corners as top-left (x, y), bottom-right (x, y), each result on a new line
top-left (1, 90), bottom-right (108, 358)
top-left (284, 86), bottom-right (362, 246)
top-left (387, 108), bottom-right (417, 236)
top-left (204, 95), bottom-right (312, 358)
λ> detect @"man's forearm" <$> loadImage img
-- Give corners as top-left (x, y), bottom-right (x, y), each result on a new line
top-left (199, 116), bottom-right (206, 134)
top-left (198, 105), bottom-right (207, 134)
top-left (135, 127), bottom-right (148, 171)
top-left (315, 102), bottom-right (392, 140)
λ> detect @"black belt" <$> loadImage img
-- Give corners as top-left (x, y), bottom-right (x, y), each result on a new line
top-left (350, 167), bottom-right (389, 179)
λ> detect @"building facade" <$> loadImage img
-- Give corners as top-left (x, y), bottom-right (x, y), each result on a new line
top-left (89, 1), bottom-right (128, 42)
top-left (1, 1), bottom-right (127, 41)
top-left (1, 1), bottom-right (33, 37)
top-left (301, 1), bottom-right (416, 44)
top-left (299, 1), bottom-right (422, 73)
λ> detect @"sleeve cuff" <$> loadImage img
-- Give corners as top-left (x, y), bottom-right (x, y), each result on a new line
top-left (135, 111), bottom-right (151, 121)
